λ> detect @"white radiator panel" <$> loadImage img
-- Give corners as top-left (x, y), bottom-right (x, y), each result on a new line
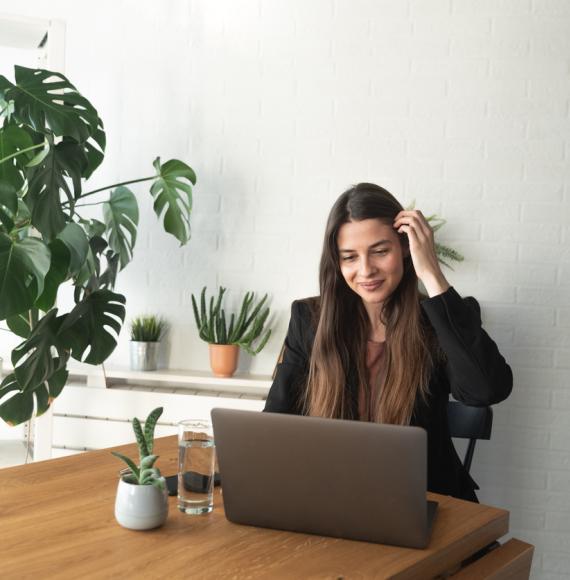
top-left (50, 385), bottom-right (265, 453)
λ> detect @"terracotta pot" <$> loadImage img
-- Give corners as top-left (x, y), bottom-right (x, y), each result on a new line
top-left (209, 344), bottom-right (239, 377)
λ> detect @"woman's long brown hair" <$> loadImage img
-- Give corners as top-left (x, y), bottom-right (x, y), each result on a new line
top-left (303, 183), bottom-right (437, 425)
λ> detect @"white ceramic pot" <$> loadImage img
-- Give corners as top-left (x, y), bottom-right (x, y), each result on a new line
top-left (114, 477), bottom-right (168, 530)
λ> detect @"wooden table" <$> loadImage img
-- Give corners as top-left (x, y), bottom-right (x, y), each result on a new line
top-left (0, 436), bottom-right (533, 579)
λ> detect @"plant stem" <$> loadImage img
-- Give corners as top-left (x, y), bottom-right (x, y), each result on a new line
top-left (62, 176), bottom-right (155, 207)
top-left (74, 201), bottom-right (106, 208)
top-left (0, 142), bottom-right (45, 165)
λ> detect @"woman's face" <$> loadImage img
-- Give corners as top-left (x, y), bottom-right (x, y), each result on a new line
top-left (337, 218), bottom-right (406, 310)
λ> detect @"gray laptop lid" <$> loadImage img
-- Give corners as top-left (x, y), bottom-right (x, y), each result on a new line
top-left (211, 409), bottom-right (437, 549)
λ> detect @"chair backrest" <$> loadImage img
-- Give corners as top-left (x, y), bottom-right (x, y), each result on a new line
top-left (447, 401), bottom-right (493, 474)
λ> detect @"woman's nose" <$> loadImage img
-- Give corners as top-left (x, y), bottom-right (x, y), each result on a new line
top-left (359, 256), bottom-right (374, 276)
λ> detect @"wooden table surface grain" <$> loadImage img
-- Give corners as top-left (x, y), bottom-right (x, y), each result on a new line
top-left (0, 435), bottom-right (511, 579)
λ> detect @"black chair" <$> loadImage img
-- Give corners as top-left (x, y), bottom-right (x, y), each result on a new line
top-left (447, 401), bottom-right (493, 474)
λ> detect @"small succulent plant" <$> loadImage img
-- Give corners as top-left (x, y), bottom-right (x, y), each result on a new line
top-left (130, 315), bottom-right (167, 342)
top-left (112, 407), bottom-right (164, 489)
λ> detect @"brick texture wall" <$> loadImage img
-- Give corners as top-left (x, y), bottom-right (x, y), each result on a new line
top-left (1, 1), bottom-right (569, 576)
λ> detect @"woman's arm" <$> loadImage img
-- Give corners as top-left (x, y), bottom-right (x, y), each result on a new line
top-left (264, 301), bottom-right (311, 414)
top-left (421, 286), bottom-right (513, 406)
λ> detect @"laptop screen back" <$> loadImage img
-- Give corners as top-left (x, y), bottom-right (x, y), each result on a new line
top-left (211, 408), bottom-right (435, 549)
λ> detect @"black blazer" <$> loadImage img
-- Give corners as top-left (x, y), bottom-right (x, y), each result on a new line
top-left (264, 287), bottom-right (513, 502)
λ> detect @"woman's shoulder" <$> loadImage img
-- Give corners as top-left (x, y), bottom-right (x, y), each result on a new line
top-left (290, 296), bottom-right (320, 331)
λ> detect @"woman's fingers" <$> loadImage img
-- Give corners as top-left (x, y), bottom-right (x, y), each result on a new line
top-left (394, 210), bottom-right (433, 239)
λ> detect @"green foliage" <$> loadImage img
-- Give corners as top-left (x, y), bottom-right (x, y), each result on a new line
top-left (405, 201), bottom-right (464, 269)
top-left (111, 407), bottom-right (164, 488)
top-left (191, 286), bottom-right (272, 356)
top-left (0, 65), bottom-right (196, 426)
top-left (130, 315), bottom-right (167, 342)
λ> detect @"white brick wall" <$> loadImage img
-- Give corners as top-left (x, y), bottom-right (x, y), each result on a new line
top-left (1, 1), bottom-right (569, 576)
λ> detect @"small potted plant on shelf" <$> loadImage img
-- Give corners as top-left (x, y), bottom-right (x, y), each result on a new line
top-left (129, 315), bottom-right (167, 371)
top-left (191, 286), bottom-right (272, 378)
top-left (112, 407), bottom-right (168, 530)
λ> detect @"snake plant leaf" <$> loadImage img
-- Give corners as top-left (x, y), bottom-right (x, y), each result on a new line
top-left (11, 309), bottom-right (69, 392)
top-left (143, 407), bottom-right (163, 454)
top-left (133, 417), bottom-right (149, 460)
top-left (0, 66), bottom-right (100, 142)
top-left (6, 313), bottom-right (32, 339)
top-left (58, 289), bottom-right (126, 365)
top-left (111, 451), bottom-right (140, 481)
top-left (150, 157), bottom-right (196, 245)
top-left (0, 234), bottom-right (51, 319)
top-left (103, 186), bottom-right (139, 270)
top-left (0, 124), bottom-right (34, 190)
top-left (27, 140), bottom-right (87, 239)
top-left (0, 375), bottom-right (33, 426)
top-left (140, 455), bottom-right (159, 471)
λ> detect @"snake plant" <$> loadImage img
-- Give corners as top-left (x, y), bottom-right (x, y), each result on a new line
top-left (111, 407), bottom-right (164, 489)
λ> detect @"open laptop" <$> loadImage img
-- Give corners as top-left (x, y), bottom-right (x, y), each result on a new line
top-left (210, 408), bottom-right (438, 549)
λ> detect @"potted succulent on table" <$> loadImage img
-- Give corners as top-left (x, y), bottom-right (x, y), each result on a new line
top-left (129, 315), bottom-right (167, 371)
top-left (112, 407), bottom-right (168, 531)
top-left (191, 287), bottom-right (272, 378)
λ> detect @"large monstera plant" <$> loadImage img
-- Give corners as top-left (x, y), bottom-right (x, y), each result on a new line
top-left (0, 66), bottom-right (196, 425)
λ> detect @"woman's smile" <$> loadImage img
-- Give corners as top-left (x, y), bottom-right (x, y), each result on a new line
top-left (359, 280), bottom-right (384, 291)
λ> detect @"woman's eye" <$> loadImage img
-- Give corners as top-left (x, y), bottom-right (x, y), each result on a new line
top-left (374, 250), bottom-right (388, 256)
top-left (341, 255), bottom-right (356, 262)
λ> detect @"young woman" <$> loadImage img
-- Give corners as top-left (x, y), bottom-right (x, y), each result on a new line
top-left (264, 183), bottom-right (512, 502)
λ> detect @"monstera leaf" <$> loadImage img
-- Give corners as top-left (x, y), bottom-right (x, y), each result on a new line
top-left (0, 366), bottom-right (68, 425)
top-left (36, 223), bottom-right (89, 311)
top-left (0, 66), bottom-right (99, 142)
top-left (0, 234), bottom-right (50, 319)
top-left (59, 289), bottom-right (126, 364)
top-left (26, 140), bottom-right (88, 239)
top-left (0, 179), bottom-right (18, 231)
top-left (150, 157), bottom-right (196, 244)
top-left (0, 375), bottom-right (33, 426)
top-left (103, 186), bottom-right (139, 270)
top-left (82, 119), bottom-right (106, 179)
top-left (0, 123), bottom-right (34, 189)
top-left (11, 309), bottom-right (69, 392)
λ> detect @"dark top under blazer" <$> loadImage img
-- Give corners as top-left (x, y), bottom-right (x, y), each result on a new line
top-left (264, 286), bottom-right (513, 502)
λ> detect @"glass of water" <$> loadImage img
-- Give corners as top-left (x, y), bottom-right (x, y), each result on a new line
top-left (177, 419), bottom-right (216, 514)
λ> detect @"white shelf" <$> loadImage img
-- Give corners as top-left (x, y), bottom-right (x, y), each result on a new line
top-left (2, 364), bottom-right (273, 397)
top-left (63, 364), bottom-right (273, 397)
top-left (98, 367), bottom-right (272, 389)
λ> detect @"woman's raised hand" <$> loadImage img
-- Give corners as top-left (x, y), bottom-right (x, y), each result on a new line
top-left (393, 209), bottom-right (450, 297)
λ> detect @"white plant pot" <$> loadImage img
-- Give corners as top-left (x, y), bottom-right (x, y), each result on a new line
top-left (114, 477), bottom-right (168, 530)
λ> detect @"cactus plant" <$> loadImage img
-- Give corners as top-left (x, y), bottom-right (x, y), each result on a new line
top-left (111, 407), bottom-right (164, 489)
top-left (191, 286), bottom-right (272, 356)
